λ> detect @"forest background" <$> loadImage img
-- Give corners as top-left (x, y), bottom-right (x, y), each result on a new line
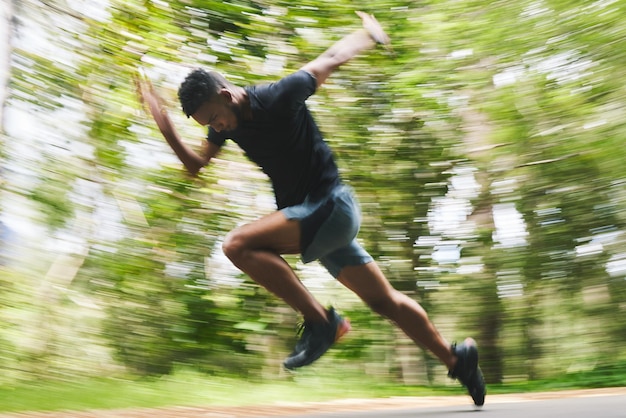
top-left (0, 0), bottom-right (625, 412)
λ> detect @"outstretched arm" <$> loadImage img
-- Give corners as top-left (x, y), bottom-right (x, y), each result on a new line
top-left (301, 11), bottom-right (390, 88)
top-left (135, 75), bottom-right (218, 176)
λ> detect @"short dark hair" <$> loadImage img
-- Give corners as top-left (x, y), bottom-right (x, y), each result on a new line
top-left (178, 69), bottom-right (230, 117)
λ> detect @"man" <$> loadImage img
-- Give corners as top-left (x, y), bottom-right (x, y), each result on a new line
top-left (136, 11), bottom-right (485, 406)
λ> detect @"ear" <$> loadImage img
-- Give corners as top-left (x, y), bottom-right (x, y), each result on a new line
top-left (219, 88), bottom-right (233, 102)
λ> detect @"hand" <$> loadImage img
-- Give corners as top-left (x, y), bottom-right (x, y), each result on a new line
top-left (134, 70), bottom-right (159, 109)
top-left (134, 69), bottom-right (168, 120)
top-left (356, 11), bottom-right (390, 46)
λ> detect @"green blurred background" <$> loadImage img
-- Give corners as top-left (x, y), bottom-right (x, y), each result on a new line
top-left (1, 0), bottom-right (625, 412)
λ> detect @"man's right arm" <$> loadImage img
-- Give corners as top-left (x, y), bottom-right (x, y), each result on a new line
top-left (136, 76), bottom-right (218, 176)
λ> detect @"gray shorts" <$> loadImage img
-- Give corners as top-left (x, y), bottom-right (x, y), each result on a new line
top-left (281, 184), bottom-right (373, 278)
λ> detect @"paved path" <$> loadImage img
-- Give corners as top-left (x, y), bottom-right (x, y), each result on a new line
top-left (289, 388), bottom-right (626, 418)
top-left (1, 388), bottom-right (625, 418)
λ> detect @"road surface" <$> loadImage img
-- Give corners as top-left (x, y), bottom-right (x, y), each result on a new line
top-left (0, 388), bottom-right (624, 417)
top-left (288, 389), bottom-right (626, 418)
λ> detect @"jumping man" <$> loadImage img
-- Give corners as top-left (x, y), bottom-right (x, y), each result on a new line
top-left (136, 11), bottom-right (486, 406)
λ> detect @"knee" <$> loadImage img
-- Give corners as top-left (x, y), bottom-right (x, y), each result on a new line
top-left (365, 290), bottom-right (420, 321)
top-left (222, 230), bottom-right (247, 263)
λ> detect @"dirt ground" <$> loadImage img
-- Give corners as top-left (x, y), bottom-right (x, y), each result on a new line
top-left (1, 388), bottom-right (625, 418)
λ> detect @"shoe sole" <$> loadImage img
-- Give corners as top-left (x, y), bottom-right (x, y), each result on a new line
top-left (462, 337), bottom-right (485, 407)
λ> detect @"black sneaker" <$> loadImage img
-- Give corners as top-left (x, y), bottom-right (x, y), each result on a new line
top-left (283, 307), bottom-right (351, 370)
top-left (448, 337), bottom-right (486, 406)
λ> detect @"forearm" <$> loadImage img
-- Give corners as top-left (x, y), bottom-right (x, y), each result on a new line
top-left (321, 29), bottom-right (375, 69)
top-left (145, 96), bottom-right (206, 175)
top-left (158, 116), bottom-right (207, 176)
top-left (301, 12), bottom-right (389, 87)
top-left (302, 29), bottom-right (374, 86)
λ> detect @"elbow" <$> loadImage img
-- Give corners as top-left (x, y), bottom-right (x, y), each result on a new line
top-left (184, 161), bottom-right (202, 177)
top-left (186, 167), bottom-right (200, 177)
top-left (185, 165), bottom-right (203, 177)
top-left (185, 155), bottom-right (211, 176)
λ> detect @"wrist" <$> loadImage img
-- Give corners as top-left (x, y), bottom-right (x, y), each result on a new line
top-left (363, 28), bottom-right (385, 45)
top-left (356, 11), bottom-right (390, 46)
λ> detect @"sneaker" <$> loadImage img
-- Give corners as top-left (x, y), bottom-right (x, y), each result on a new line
top-left (283, 307), bottom-right (351, 370)
top-left (448, 337), bottom-right (486, 406)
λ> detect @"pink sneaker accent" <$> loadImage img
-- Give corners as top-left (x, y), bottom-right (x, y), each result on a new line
top-left (335, 318), bottom-right (351, 341)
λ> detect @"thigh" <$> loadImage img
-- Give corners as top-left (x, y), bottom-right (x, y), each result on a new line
top-left (319, 239), bottom-right (373, 278)
top-left (228, 211), bottom-right (301, 255)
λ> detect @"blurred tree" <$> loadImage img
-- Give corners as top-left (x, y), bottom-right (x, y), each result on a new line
top-left (464, 0), bottom-right (626, 379)
top-left (0, 0), bottom-right (14, 133)
top-left (2, 0), bottom-right (626, 386)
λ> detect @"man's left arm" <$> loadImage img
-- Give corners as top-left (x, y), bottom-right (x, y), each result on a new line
top-left (301, 12), bottom-right (390, 88)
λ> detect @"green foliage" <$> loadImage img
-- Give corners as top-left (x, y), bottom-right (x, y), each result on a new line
top-left (2, 0), bottom-right (626, 396)
top-left (1, 365), bottom-right (626, 413)
top-left (29, 178), bottom-right (74, 230)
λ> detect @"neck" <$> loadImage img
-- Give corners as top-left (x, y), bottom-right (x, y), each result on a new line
top-left (232, 86), bottom-right (252, 120)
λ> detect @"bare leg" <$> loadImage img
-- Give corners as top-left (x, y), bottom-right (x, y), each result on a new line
top-left (222, 211), bottom-right (328, 323)
top-left (337, 261), bottom-right (457, 369)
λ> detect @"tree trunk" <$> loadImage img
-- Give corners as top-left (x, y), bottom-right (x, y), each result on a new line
top-left (460, 106), bottom-right (505, 384)
top-left (0, 0), bottom-right (15, 135)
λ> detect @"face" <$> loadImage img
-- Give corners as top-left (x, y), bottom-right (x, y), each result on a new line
top-left (191, 91), bottom-right (239, 133)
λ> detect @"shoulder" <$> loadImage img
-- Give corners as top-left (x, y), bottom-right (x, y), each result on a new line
top-left (254, 71), bottom-right (316, 105)
top-left (275, 70), bottom-right (317, 95)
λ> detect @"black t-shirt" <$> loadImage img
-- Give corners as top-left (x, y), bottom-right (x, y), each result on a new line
top-left (207, 70), bottom-right (340, 209)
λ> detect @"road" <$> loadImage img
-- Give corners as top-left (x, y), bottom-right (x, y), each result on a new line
top-left (0, 388), bottom-right (624, 418)
top-left (287, 390), bottom-right (626, 418)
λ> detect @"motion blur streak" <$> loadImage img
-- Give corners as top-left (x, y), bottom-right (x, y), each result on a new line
top-left (0, 0), bottom-right (625, 400)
